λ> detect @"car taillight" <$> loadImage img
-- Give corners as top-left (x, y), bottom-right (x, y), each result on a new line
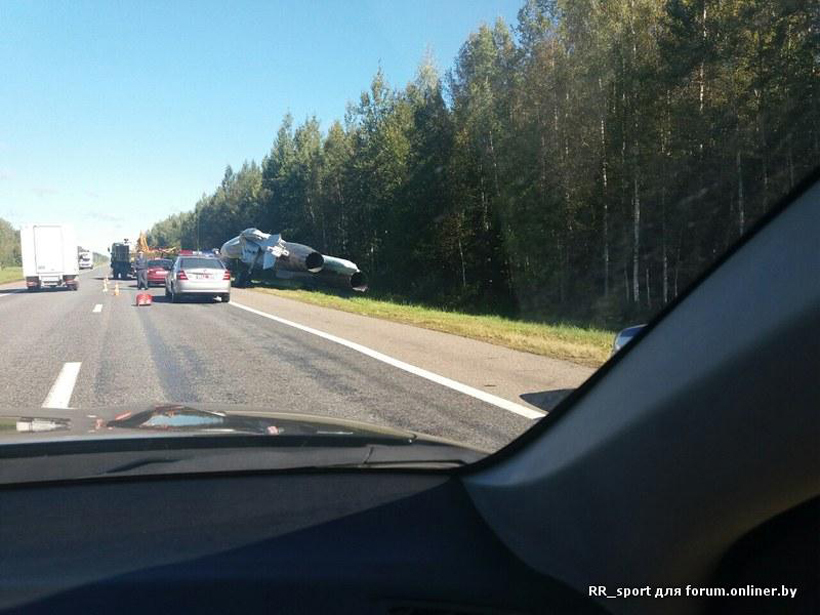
top-left (177, 270), bottom-right (188, 280)
top-left (223, 270), bottom-right (231, 280)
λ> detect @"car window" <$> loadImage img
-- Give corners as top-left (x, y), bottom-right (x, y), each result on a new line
top-left (148, 259), bottom-right (172, 268)
top-left (179, 258), bottom-right (224, 269)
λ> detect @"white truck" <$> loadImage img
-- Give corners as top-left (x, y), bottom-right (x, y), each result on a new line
top-left (20, 224), bottom-right (80, 291)
top-left (77, 248), bottom-right (93, 270)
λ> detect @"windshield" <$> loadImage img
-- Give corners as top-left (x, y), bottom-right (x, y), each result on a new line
top-left (0, 1), bottom-right (815, 468)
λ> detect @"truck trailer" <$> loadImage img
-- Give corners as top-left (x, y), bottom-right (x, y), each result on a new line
top-left (20, 224), bottom-right (80, 291)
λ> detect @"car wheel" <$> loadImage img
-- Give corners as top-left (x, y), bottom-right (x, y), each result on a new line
top-left (221, 293), bottom-right (230, 303)
top-left (165, 285), bottom-right (170, 298)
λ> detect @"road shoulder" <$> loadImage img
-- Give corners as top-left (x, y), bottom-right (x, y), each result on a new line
top-left (233, 288), bottom-right (595, 413)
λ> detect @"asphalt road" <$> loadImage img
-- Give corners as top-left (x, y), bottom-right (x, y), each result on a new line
top-left (0, 267), bottom-right (593, 451)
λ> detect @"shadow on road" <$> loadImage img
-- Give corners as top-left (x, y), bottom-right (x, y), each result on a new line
top-left (0, 288), bottom-right (25, 295)
top-left (111, 284), bottom-right (164, 292)
top-left (520, 389), bottom-right (575, 412)
top-left (142, 294), bottom-right (225, 305)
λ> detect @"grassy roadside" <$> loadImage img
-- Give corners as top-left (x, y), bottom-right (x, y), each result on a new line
top-left (252, 288), bottom-right (614, 367)
top-left (0, 266), bottom-right (23, 285)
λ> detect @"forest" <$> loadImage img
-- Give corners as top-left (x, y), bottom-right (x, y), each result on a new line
top-left (146, 0), bottom-right (818, 326)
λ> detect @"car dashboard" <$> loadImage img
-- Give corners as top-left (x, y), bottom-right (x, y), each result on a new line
top-left (0, 471), bottom-right (603, 615)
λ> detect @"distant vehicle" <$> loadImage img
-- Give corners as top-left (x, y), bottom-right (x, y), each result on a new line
top-left (612, 324), bottom-right (646, 355)
top-left (146, 258), bottom-right (173, 286)
top-left (165, 255), bottom-right (231, 303)
top-left (77, 248), bottom-right (93, 270)
top-left (109, 242), bottom-right (132, 280)
top-left (20, 224), bottom-right (80, 291)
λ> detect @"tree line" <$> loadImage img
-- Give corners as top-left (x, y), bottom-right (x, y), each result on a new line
top-left (147, 0), bottom-right (818, 326)
top-left (0, 217), bottom-right (21, 268)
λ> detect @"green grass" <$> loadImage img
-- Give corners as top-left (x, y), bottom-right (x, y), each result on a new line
top-left (0, 266), bottom-right (23, 285)
top-left (252, 288), bottom-right (614, 367)
top-left (0, 418), bottom-right (18, 431)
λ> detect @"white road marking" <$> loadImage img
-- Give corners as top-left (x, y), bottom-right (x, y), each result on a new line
top-left (92, 303), bottom-right (103, 313)
top-left (230, 302), bottom-right (545, 420)
top-left (42, 362), bottom-right (82, 409)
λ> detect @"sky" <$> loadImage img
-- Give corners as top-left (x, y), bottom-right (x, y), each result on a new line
top-left (0, 0), bottom-right (521, 254)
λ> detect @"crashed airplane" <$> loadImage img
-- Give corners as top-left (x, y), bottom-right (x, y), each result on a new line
top-left (220, 228), bottom-right (368, 292)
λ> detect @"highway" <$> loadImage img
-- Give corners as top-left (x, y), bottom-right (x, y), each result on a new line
top-left (0, 267), bottom-right (593, 451)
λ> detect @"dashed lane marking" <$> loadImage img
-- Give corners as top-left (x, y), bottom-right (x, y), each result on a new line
top-left (42, 362), bottom-right (82, 409)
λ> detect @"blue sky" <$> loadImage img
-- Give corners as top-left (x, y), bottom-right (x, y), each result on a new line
top-left (0, 0), bottom-right (521, 253)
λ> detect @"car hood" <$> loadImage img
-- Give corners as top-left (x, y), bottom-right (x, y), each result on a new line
top-left (0, 404), bottom-right (486, 483)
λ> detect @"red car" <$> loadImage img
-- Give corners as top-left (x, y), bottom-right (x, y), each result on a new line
top-left (146, 258), bottom-right (173, 286)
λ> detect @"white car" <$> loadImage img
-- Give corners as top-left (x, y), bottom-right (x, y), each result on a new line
top-left (165, 255), bottom-right (231, 303)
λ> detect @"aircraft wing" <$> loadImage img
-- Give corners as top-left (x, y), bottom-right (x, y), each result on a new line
top-left (220, 228), bottom-right (285, 270)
